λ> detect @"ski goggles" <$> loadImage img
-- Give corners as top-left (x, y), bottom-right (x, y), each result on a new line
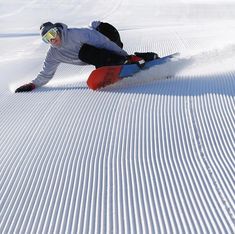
top-left (42, 28), bottom-right (58, 43)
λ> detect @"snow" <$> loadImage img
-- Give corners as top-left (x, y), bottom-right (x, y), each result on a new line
top-left (1, 0), bottom-right (235, 233)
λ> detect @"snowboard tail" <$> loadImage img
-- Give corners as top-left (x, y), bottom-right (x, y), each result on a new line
top-left (87, 53), bottom-right (179, 90)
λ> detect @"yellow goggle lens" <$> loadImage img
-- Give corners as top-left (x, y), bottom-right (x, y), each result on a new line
top-left (42, 28), bottom-right (58, 43)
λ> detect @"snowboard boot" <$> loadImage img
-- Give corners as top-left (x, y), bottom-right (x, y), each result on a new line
top-left (125, 55), bottom-right (145, 68)
top-left (134, 52), bottom-right (160, 61)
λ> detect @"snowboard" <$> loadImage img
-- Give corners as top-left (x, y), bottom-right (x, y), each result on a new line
top-left (87, 52), bottom-right (179, 90)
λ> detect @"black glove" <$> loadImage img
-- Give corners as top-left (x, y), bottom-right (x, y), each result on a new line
top-left (15, 83), bottom-right (36, 93)
top-left (134, 52), bottom-right (160, 61)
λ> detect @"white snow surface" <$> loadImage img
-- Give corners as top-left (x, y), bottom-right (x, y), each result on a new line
top-left (1, 0), bottom-right (235, 233)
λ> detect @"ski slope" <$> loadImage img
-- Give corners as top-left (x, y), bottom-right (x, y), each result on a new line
top-left (1, 0), bottom-right (235, 233)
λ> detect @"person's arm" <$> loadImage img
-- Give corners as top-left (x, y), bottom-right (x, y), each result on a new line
top-left (15, 48), bottom-right (60, 93)
top-left (32, 48), bottom-right (60, 87)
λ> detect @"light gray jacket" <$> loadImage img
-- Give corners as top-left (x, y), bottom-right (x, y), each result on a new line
top-left (32, 23), bottom-right (128, 87)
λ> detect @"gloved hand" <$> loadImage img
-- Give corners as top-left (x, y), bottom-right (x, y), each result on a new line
top-left (134, 52), bottom-right (159, 61)
top-left (15, 83), bottom-right (36, 93)
top-left (126, 55), bottom-right (145, 68)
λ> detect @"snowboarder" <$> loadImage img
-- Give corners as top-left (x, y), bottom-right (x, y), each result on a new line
top-left (15, 21), bottom-right (159, 92)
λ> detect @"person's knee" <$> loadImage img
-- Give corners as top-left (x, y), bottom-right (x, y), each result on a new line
top-left (97, 22), bottom-right (123, 48)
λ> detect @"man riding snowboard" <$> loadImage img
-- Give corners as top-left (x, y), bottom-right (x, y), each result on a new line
top-left (15, 21), bottom-right (159, 92)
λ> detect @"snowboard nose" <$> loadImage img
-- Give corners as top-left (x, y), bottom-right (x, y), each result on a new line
top-left (87, 66), bottom-right (122, 90)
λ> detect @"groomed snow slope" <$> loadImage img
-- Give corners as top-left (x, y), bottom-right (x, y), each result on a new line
top-left (1, 0), bottom-right (235, 233)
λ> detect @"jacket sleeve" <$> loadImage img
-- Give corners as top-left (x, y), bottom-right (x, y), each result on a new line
top-left (80, 28), bottom-right (128, 56)
top-left (32, 48), bottom-right (60, 87)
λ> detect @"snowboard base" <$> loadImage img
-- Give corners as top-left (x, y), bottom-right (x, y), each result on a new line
top-left (87, 66), bottom-right (122, 90)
